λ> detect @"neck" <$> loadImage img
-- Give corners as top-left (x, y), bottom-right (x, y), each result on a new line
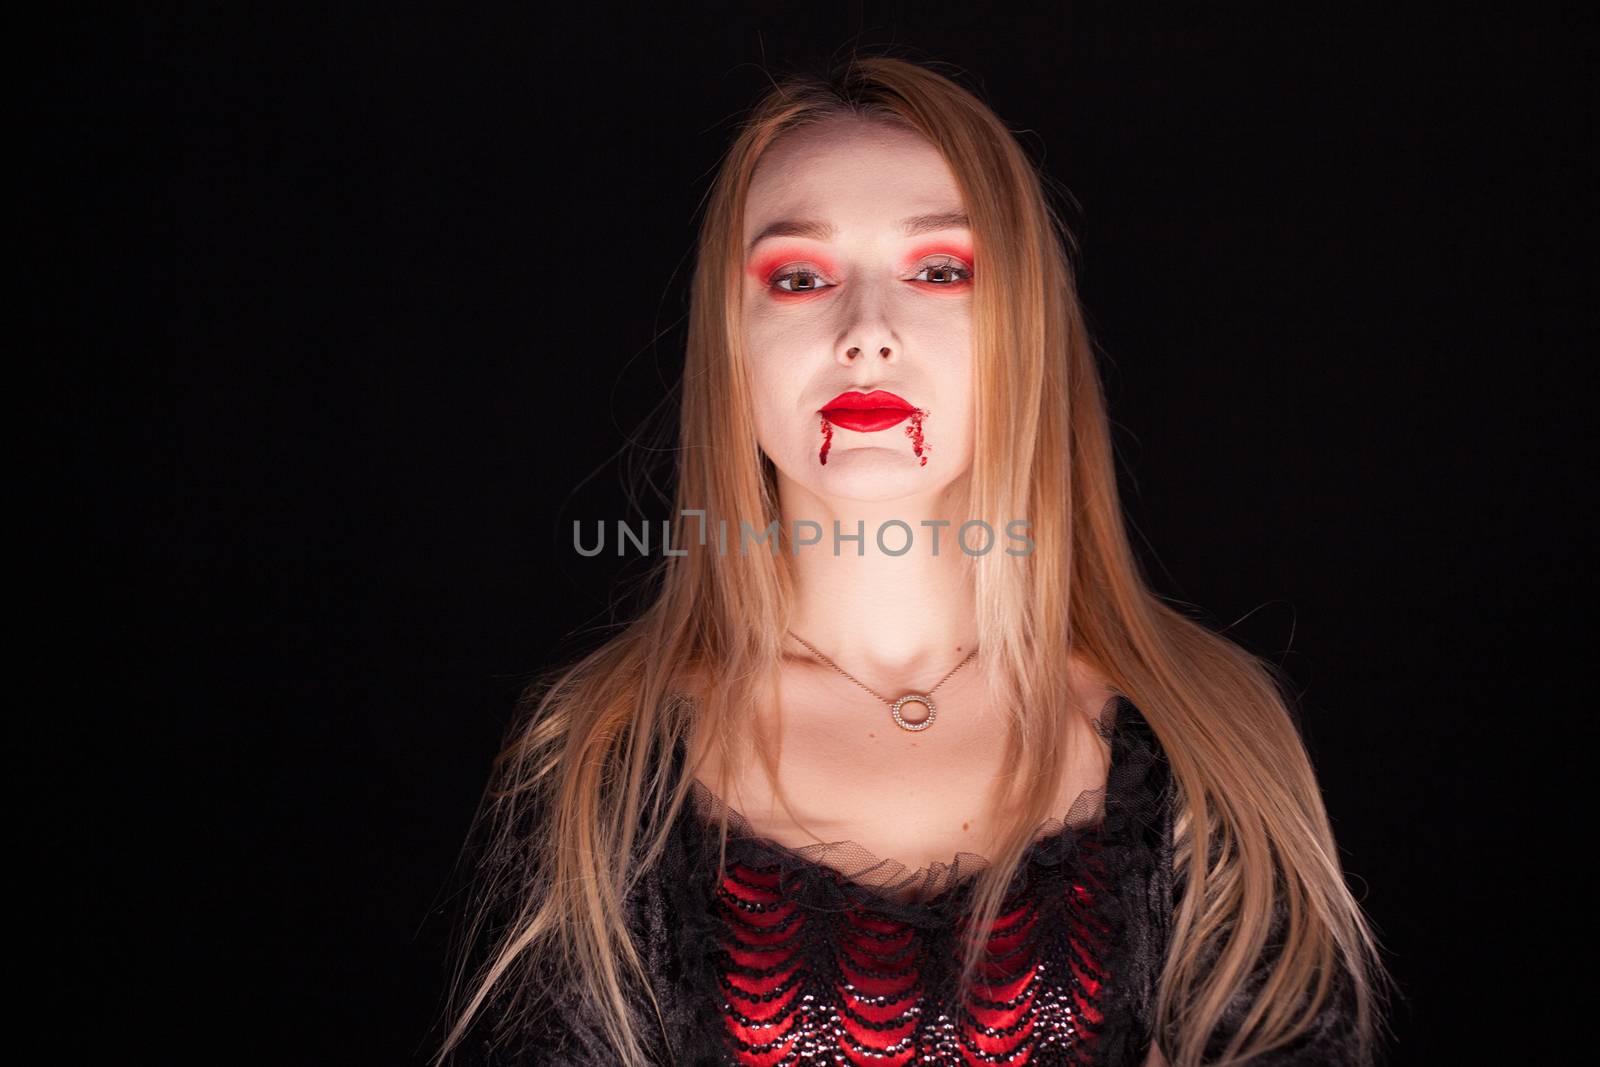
top-left (778, 470), bottom-right (980, 684)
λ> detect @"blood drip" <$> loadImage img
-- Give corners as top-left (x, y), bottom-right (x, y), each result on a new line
top-left (904, 408), bottom-right (930, 466)
top-left (818, 416), bottom-right (833, 465)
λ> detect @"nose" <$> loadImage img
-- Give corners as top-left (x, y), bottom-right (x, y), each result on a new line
top-left (838, 317), bottom-right (897, 364)
top-left (836, 279), bottom-right (900, 365)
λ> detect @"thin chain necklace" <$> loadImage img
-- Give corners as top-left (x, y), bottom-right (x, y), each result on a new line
top-left (786, 630), bottom-right (978, 733)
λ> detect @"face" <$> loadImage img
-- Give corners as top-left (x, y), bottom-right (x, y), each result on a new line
top-left (739, 116), bottom-right (975, 505)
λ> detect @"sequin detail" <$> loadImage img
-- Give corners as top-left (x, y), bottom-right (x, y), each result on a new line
top-left (707, 836), bottom-right (1114, 1065)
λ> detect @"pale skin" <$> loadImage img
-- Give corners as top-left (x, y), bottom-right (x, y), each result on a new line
top-left (687, 113), bottom-right (1166, 1067)
top-left (689, 115), bottom-right (1115, 869)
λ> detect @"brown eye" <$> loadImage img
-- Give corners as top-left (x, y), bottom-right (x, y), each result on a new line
top-left (912, 258), bottom-right (973, 285)
top-left (772, 268), bottom-right (833, 293)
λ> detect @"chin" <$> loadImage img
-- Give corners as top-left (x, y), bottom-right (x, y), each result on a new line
top-left (811, 449), bottom-right (945, 502)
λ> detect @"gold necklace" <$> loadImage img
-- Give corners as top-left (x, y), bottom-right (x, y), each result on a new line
top-left (786, 630), bottom-right (978, 733)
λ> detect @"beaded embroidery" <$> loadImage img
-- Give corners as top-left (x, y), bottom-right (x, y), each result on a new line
top-left (700, 823), bottom-right (1116, 1066)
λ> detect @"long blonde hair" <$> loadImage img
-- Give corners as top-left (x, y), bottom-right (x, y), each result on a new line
top-left (436, 53), bottom-right (1392, 1067)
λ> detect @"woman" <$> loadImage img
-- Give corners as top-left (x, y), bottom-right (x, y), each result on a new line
top-left (437, 56), bottom-right (1391, 1066)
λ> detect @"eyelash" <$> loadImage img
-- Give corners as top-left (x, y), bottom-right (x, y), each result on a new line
top-left (769, 256), bottom-right (974, 293)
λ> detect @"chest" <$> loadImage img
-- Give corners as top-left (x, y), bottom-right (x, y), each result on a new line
top-left (683, 671), bottom-right (1115, 876)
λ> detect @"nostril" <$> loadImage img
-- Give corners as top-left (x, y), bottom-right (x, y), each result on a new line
top-left (879, 346), bottom-right (892, 358)
top-left (846, 347), bottom-right (860, 359)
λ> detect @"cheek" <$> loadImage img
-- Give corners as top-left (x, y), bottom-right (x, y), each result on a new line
top-left (914, 297), bottom-right (973, 340)
top-left (908, 307), bottom-right (974, 383)
top-left (741, 315), bottom-right (811, 436)
top-left (742, 313), bottom-right (784, 383)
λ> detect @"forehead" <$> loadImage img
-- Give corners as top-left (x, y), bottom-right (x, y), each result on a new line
top-left (743, 117), bottom-right (964, 242)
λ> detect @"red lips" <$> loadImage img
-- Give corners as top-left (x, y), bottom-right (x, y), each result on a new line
top-left (819, 389), bottom-right (916, 433)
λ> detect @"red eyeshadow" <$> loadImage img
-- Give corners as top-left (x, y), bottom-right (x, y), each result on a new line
top-left (903, 241), bottom-right (975, 269)
top-left (747, 244), bottom-right (838, 284)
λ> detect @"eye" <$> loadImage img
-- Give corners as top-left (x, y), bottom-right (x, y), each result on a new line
top-left (911, 256), bottom-right (974, 286)
top-left (770, 267), bottom-right (834, 294)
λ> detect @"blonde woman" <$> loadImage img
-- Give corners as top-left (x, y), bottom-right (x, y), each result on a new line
top-left (437, 55), bottom-right (1391, 1067)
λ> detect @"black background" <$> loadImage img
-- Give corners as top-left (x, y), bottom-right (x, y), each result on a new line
top-left (44, 5), bottom-right (1590, 1064)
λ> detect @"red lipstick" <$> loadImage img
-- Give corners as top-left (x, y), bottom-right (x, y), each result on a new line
top-left (819, 389), bottom-right (917, 433)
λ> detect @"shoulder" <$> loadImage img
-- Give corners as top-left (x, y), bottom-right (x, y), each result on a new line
top-left (1063, 651), bottom-right (1122, 736)
top-left (1062, 652), bottom-right (1154, 759)
top-left (1098, 691), bottom-right (1176, 844)
top-left (667, 661), bottom-right (714, 711)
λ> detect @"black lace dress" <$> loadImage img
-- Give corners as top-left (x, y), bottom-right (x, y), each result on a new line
top-left (471, 696), bottom-right (1364, 1066)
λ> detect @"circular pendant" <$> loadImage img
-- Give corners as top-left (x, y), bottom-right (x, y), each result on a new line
top-left (890, 693), bottom-right (936, 732)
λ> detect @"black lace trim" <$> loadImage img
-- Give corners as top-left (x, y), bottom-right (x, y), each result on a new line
top-left (676, 695), bottom-right (1125, 913)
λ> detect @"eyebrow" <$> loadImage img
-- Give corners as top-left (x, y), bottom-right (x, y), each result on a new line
top-left (745, 211), bottom-right (971, 256)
